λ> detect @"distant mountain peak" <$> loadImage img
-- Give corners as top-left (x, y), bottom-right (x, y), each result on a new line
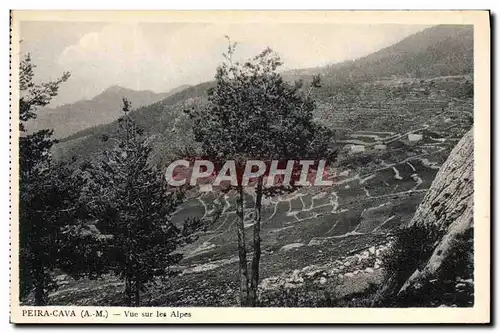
top-left (104, 84), bottom-right (127, 92)
top-left (101, 85), bottom-right (144, 95)
top-left (283, 24), bottom-right (473, 84)
top-left (28, 84), bottom-right (194, 139)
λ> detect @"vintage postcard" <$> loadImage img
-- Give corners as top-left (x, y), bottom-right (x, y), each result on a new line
top-left (9, 10), bottom-right (490, 324)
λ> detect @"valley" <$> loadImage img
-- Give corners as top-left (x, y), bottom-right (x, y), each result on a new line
top-left (40, 75), bottom-right (472, 307)
top-left (21, 24), bottom-right (474, 307)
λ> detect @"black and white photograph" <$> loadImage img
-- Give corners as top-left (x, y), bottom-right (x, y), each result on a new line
top-left (9, 10), bottom-right (490, 324)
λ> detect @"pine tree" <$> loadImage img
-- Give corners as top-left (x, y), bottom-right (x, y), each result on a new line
top-left (192, 39), bottom-right (336, 306)
top-left (18, 54), bottom-right (73, 305)
top-left (86, 99), bottom-right (190, 306)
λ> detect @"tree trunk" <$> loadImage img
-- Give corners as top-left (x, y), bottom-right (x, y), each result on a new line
top-left (134, 280), bottom-right (140, 307)
top-left (33, 257), bottom-right (46, 306)
top-left (236, 185), bottom-right (249, 306)
top-left (34, 271), bottom-right (46, 306)
top-left (249, 177), bottom-right (263, 306)
top-left (125, 276), bottom-right (132, 307)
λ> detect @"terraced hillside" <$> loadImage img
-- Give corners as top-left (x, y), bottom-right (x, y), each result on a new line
top-left (31, 25), bottom-right (474, 307)
top-left (41, 84), bottom-right (472, 306)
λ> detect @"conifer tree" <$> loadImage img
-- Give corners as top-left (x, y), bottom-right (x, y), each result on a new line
top-left (193, 39), bottom-right (336, 306)
top-left (87, 99), bottom-right (191, 306)
top-left (18, 54), bottom-right (73, 305)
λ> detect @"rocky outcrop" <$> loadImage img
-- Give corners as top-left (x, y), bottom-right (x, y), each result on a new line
top-left (375, 128), bottom-right (474, 306)
top-left (259, 243), bottom-right (390, 292)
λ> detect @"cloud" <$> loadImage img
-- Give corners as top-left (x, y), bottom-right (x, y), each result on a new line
top-left (59, 24), bottom-right (156, 89)
top-left (57, 23), bottom-right (430, 97)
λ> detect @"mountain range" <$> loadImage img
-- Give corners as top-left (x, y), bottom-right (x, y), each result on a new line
top-left (26, 84), bottom-right (191, 139)
top-left (283, 24), bottom-right (473, 84)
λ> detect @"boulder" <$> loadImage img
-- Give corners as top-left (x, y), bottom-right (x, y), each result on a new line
top-left (398, 129), bottom-right (473, 299)
top-left (374, 129), bottom-right (474, 306)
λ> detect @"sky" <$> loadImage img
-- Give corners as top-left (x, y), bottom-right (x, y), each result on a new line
top-left (19, 22), bottom-right (430, 107)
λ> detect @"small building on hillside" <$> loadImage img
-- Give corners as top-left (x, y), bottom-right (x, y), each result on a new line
top-left (199, 184), bottom-right (213, 192)
top-left (350, 145), bottom-right (365, 153)
top-left (343, 144), bottom-right (353, 151)
top-left (343, 144), bottom-right (366, 153)
top-left (408, 133), bottom-right (423, 143)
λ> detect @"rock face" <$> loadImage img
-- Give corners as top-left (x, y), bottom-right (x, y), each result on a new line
top-left (376, 128), bottom-right (474, 306)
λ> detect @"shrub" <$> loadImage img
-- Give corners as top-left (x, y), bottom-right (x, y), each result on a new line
top-left (379, 223), bottom-right (474, 307)
top-left (382, 223), bottom-right (441, 290)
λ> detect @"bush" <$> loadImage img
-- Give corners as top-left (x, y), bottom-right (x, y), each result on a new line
top-left (432, 227), bottom-right (474, 307)
top-left (382, 223), bottom-right (441, 290)
top-left (379, 223), bottom-right (474, 307)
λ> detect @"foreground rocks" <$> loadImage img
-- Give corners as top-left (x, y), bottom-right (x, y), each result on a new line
top-left (259, 243), bottom-right (390, 292)
top-left (374, 128), bottom-right (474, 307)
